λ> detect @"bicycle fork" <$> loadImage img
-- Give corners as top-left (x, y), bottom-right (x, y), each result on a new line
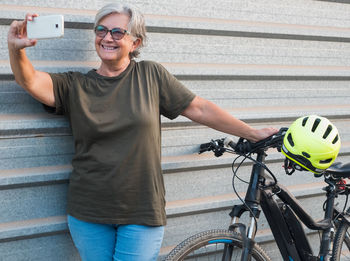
top-left (224, 204), bottom-right (261, 261)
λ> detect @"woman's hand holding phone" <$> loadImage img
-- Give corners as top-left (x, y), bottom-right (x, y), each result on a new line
top-left (8, 14), bottom-right (38, 50)
top-left (8, 14), bottom-right (64, 51)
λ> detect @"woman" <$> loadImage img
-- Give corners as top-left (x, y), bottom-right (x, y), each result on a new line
top-left (7, 3), bottom-right (277, 261)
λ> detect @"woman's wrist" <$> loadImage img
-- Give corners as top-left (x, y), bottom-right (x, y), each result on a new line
top-left (245, 128), bottom-right (260, 143)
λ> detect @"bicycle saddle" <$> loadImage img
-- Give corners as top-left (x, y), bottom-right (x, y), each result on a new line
top-left (326, 162), bottom-right (350, 178)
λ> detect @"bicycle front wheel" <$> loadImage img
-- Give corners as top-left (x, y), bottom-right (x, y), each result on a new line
top-left (164, 229), bottom-right (270, 261)
top-left (332, 220), bottom-right (350, 260)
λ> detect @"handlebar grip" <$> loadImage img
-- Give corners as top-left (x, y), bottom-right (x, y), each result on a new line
top-left (200, 142), bottom-right (212, 149)
top-left (199, 142), bottom-right (212, 154)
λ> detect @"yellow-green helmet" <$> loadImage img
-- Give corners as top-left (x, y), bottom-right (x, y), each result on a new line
top-left (281, 115), bottom-right (341, 174)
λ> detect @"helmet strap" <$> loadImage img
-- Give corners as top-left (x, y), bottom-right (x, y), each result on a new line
top-left (284, 158), bottom-right (295, 175)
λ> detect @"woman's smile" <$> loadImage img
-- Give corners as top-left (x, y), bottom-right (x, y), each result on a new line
top-left (101, 44), bottom-right (119, 51)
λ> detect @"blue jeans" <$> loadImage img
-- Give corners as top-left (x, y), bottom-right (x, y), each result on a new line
top-left (67, 215), bottom-right (164, 261)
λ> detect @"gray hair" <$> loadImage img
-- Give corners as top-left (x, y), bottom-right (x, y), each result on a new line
top-left (94, 3), bottom-right (147, 59)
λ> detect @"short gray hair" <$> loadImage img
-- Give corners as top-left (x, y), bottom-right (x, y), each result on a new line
top-left (94, 3), bottom-right (147, 59)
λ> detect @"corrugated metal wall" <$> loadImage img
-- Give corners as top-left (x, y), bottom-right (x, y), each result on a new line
top-left (1, 0), bottom-right (350, 260)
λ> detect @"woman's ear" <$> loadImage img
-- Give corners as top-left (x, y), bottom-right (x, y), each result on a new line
top-left (132, 38), bottom-right (142, 50)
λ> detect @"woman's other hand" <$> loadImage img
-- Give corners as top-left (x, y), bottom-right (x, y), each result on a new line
top-left (250, 127), bottom-right (279, 143)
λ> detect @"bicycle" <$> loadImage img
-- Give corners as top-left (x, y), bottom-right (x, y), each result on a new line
top-left (165, 127), bottom-right (350, 261)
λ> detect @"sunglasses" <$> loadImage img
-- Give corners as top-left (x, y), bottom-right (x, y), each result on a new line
top-left (94, 25), bottom-right (130, 40)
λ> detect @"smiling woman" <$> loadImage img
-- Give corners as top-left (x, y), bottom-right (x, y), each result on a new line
top-left (7, 2), bottom-right (276, 261)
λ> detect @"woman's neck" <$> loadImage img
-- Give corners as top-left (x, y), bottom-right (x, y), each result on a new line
top-left (96, 59), bottom-right (131, 77)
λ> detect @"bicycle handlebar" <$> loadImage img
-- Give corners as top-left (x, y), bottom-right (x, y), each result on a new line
top-left (199, 127), bottom-right (288, 156)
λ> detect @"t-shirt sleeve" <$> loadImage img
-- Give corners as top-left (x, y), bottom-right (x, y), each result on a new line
top-left (49, 72), bottom-right (74, 115)
top-left (157, 64), bottom-right (196, 120)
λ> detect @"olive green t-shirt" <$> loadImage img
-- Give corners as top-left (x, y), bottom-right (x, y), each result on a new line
top-left (49, 60), bottom-right (195, 226)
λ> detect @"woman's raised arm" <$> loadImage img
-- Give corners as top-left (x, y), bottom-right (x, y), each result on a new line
top-left (7, 14), bottom-right (55, 107)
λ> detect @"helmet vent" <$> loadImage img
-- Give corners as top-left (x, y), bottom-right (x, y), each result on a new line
top-left (287, 133), bottom-right (294, 146)
top-left (302, 152), bottom-right (310, 158)
top-left (332, 135), bottom-right (339, 144)
top-left (302, 117), bottom-right (308, 126)
top-left (311, 118), bottom-right (321, 132)
top-left (320, 158), bottom-right (332, 164)
top-left (322, 125), bottom-right (333, 139)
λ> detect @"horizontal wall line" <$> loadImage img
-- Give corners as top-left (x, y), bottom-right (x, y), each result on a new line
top-left (0, 18), bottom-right (13, 25)
top-left (161, 114), bottom-right (350, 129)
top-left (2, 18), bottom-right (350, 43)
top-left (317, 0), bottom-right (350, 4)
top-left (147, 26), bottom-right (350, 43)
top-left (0, 179), bottom-right (68, 191)
top-left (64, 21), bottom-right (93, 29)
top-left (0, 129), bottom-right (71, 139)
top-left (4, 74), bottom-right (350, 82)
top-left (0, 229), bottom-right (68, 243)
top-left (174, 75), bottom-right (350, 81)
top-left (1, 114), bottom-right (347, 138)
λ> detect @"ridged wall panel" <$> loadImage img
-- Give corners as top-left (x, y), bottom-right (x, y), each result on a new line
top-left (0, 1), bottom-right (349, 260)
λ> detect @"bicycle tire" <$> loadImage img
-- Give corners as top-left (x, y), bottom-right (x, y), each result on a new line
top-left (164, 229), bottom-right (271, 261)
top-left (332, 220), bottom-right (350, 260)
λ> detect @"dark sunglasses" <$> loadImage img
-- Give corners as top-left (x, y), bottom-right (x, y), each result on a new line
top-left (94, 25), bottom-right (130, 40)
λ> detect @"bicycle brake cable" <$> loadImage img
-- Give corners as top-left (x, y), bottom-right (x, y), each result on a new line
top-left (231, 153), bottom-right (259, 236)
top-left (238, 153), bottom-right (278, 188)
top-left (231, 154), bottom-right (250, 185)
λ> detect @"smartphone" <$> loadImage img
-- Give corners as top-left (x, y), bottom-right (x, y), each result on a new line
top-left (27, 15), bottom-right (64, 39)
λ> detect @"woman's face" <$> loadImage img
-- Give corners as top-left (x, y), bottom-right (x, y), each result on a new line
top-left (95, 13), bottom-right (137, 64)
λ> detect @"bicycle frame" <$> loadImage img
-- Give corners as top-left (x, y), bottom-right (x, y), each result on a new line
top-left (227, 148), bottom-right (340, 261)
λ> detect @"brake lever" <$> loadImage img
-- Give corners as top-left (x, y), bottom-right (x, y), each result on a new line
top-left (210, 139), bottom-right (225, 157)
